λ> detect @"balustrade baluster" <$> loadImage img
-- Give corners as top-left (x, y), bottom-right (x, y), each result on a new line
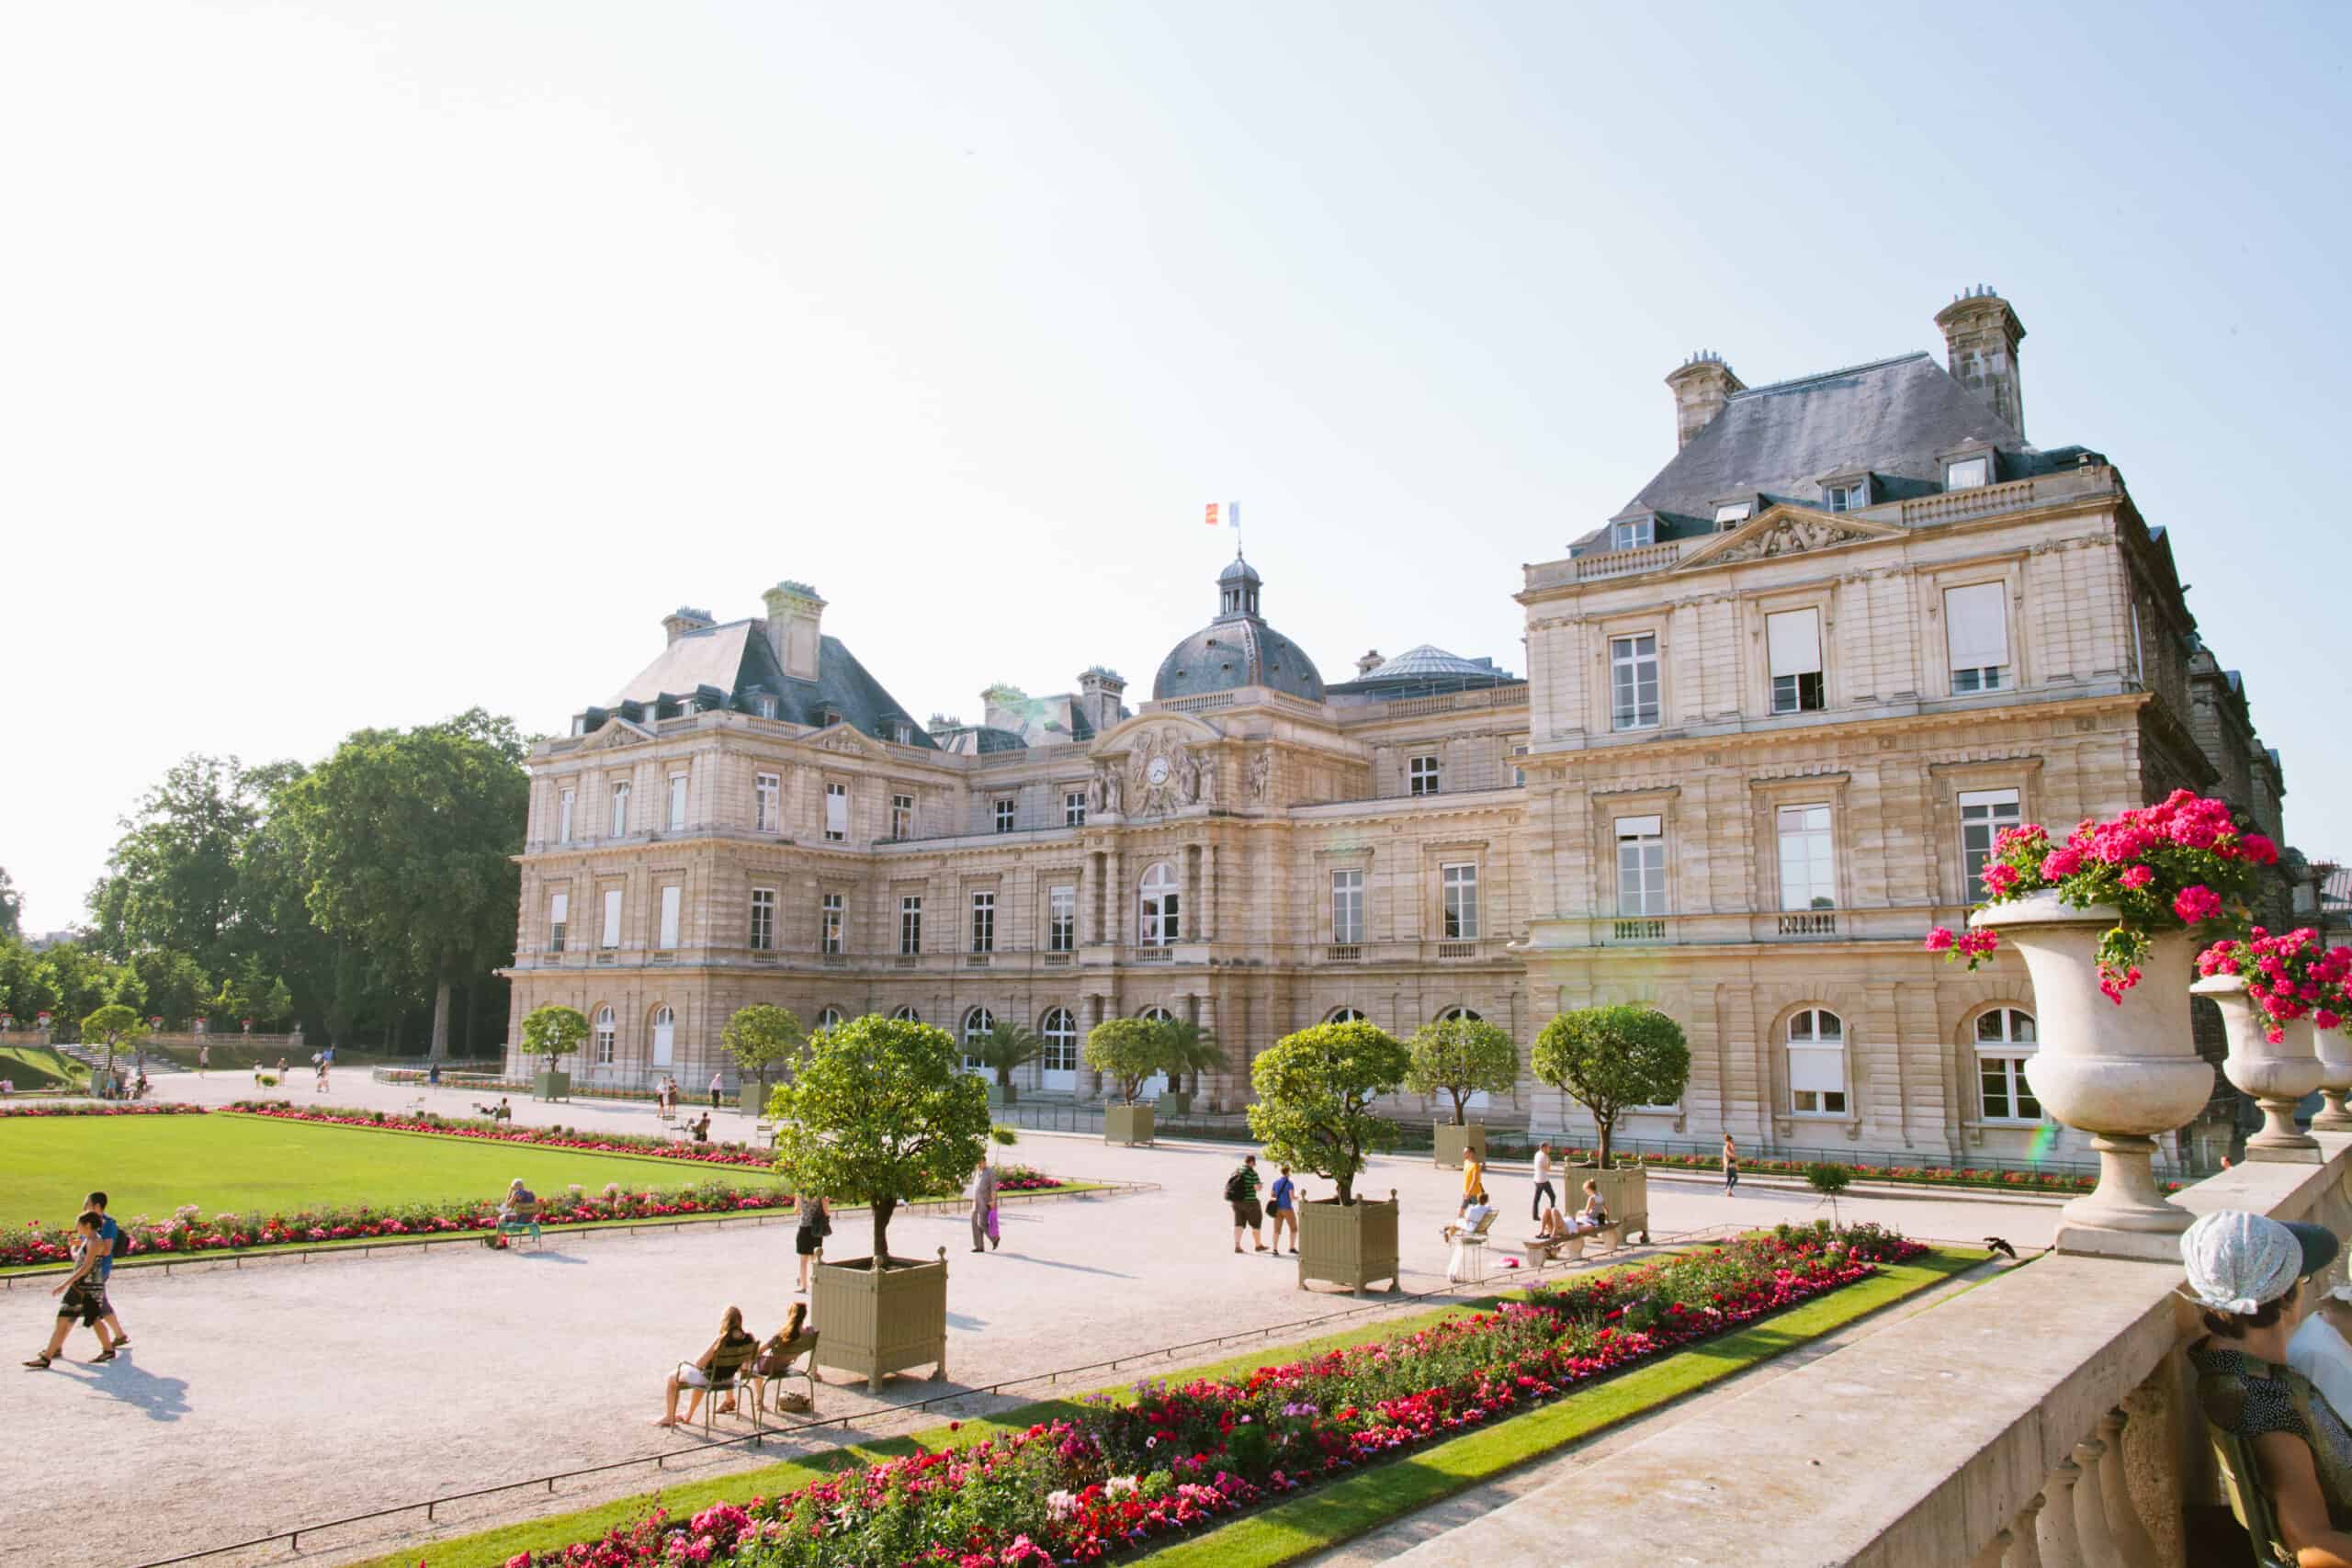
top-left (2096, 1408), bottom-right (2162, 1568)
top-left (2037, 1458), bottom-right (2089, 1568)
top-left (1971, 1528), bottom-right (2013, 1568)
top-left (2004, 1494), bottom-right (2047, 1568)
top-left (2071, 1438), bottom-right (2126, 1568)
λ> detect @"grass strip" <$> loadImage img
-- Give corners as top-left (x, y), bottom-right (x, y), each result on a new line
top-left (346, 1248), bottom-right (1974, 1568)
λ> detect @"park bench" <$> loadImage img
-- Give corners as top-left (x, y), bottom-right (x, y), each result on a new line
top-left (1522, 1220), bottom-right (1629, 1265)
top-left (495, 1200), bottom-right (542, 1250)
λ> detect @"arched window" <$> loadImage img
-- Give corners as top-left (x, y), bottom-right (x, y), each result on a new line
top-left (1138, 863), bottom-right (1180, 947)
top-left (1786, 1009), bottom-right (1847, 1116)
top-left (1439, 1006), bottom-right (1482, 1023)
top-left (962, 1006), bottom-right (994, 1072)
top-left (890, 1005), bottom-right (920, 1022)
top-left (1138, 1005), bottom-right (1173, 1023)
top-left (594, 1005), bottom-right (616, 1066)
top-left (1040, 1007), bottom-right (1078, 1078)
top-left (650, 1005), bottom-right (674, 1068)
top-left (1974, 1008), bottom-right (2039, 1122)
top-left (1327, 1007), bottom-right (1367, 1025)
top-left (816, 1007), bottom-right (844, 1033)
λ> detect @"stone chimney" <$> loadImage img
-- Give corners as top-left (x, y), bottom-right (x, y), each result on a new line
top-left (1355, 649), bottom-right (1385, 678)
top-left (1078, 666), bottom-right (1126, 735)
top-left (1934, 286), bottom-right (2027, 438)
top-left (662, 606), bottom-right (713, 646)
top-left (1664, 352), bottom-right (1744, 450)
top-left (760, 580), bottom-right (826, 683)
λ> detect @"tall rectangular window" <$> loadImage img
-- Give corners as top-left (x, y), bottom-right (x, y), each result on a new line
top-left (1777, 805), bottom-right (1836, 911)
top-left (1946, 456), bottom-right (1990, 491)
top-left (824, 782), bottom-right (848, 841)
top-left (890, 793), bottom-right (914, 840)
top-left (558, 788), bottom-right (574, 844)
top-left (1944, 582), bottom-right (2010, 693)
top-left (1332, 868), bottom-right (1364, 944)
top-left (899, 895), bottom-right (922, 954)
top-left (754, 773), bottom-right (779, 834)
top-left (820, 892), bottom-right (843, 954)
top-left (1049, 885), bottom-right (1076, 952)
top-left (668, 773), bottom-right (688, 832)
top-left (1615, 816), bottom-right (1667, 916)
top-left (1441, 863), bottom-right (1479, 941)
top-left (658, 885), bottom-right (681, 950)
top-left (548, 891), bottom-right (569, 953)
top-left (994, 798), bottom-right (1015, 834)
top-left (1766, 609), bottom-right (1825, 714)
top-left (749, 888), bottom-right (775, 952)
top-left (610, 781), bottom-right (630, 838)
top-left (1408, 755), bottom-right (1441, 796)
top-left (600, 887), bottom-right (622, 949)
top-left (970, 891), bottom-right (995, 953)
top-left (1064, 791), bottom-right (1087, 827)
top-left (1611, 634), bottom-right (1660, 731)
top-left (1960, 788), bottom-right (2024, 900)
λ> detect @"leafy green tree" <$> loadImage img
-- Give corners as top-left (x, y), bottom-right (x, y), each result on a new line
top-left (86, 755), bottom-right (266, 971)
top-left (209, 953), bottom-right (295, 1031)
top-left (278, 710), bottom-right (529, 1057)
top-left (81, 1002), bottom-right (147, 1083)
top-left (0, 865), bottom-right (19, 940)
top-left (1082, 1016), bottom-right (1166, 1104)
top-left (130, 950), bottom-right (212, 1031)
top-left (1246, 1020), bottom-right (1411, 1205)
top-left (1157, 1018), bottom-right (1224, 1098)
top-left (518, 1003), bottom-right (590, 1078)
top-left (0, 939), bottom-right (60, 1027)
top-left (1532, 1006), bottom-right (1691, 1169)
top-left (769, 1014), bottom-right (992, 1261)
top-left (1403, 1015), bottom-right (1521, 1125)
top-left (40, 943), bottom-right (136, 1038)
top-left (970, 1021), bottom-right (1044, 1089)
top-left (1804, 1161), bottom-right (1852, 1224)
top-left (721, 1004), bottom-right (806, 1103)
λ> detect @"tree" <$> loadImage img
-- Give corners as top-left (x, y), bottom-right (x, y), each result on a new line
top-left (1403, 1015), bottom-right (1520, 1124)
top-left (969, 1021), bottom-right (1043, 1089)
top-left (1083, 1016), bottom-right (1166, 1104)
top-left (1157, 1017), bottom-right (1224, 1098)
top-left (1804, 1162), bottom-right (1852, 1224)
top-left (1532, 1006), bottom-right (1691, 1169)
top-left (86, 755), bottom-right (266, 972)
top-left (278, 710), bottom-right (529, 1057)
top-left (1246, 1020), bottom-right (1411, 1205)
top-left (130, 950), bottom-right (212, 1031)
top-left (722, 1004), bottom-right (806, 1105)
top-left (768, 1014), bottom-right (992, 1262)
top-left (0, 865), bottom-right (19, 940)
top-left (518, 1004), bottom-right (590, 1078)
top-left (209, 953), bottom-right (295, 1032)
top-left (81, 1002), bottom-right (146, 1084)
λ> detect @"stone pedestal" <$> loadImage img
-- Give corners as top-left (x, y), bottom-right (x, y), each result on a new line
top-left (2313, 1027), bottom-right (2352, 1132)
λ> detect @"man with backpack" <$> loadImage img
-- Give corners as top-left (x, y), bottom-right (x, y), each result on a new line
top-left (82, 1191), bottom-right (130, 1354)
top-left (1226, 1154), bottom-right (1267, 1254)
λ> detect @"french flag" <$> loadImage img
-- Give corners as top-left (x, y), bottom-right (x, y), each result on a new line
top-left (1204, 502), bottom-right (1240, 528)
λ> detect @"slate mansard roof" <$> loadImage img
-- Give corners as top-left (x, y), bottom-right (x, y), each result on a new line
top-left (1573, 351), bottom-right (2098, 557)
top-left (592, 619), bottom-right (936, 748)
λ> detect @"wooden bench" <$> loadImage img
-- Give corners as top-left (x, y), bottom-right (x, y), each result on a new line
top-left (1523, 1221), bottom-right (1629, 1265)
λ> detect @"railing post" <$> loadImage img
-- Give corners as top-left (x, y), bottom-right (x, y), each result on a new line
top-left (2095, 1408), bottom-right (2163, 1568)
top-left (2071, 1438), bottom-right (2127, 1568)
top-left (2037, 1458), bottom-right (2089, 1568)
top-left (1972, 1529), bottom-right (2013, 1568)
top-left (2004, 1493), bottom-right (2046, 1568)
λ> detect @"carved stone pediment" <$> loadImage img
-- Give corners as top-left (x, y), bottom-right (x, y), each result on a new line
top-left (1677, 505), bottom-right (1903, 570)
top-left (579, 717), bottom-right (654, 750)
top-left (1092, 721), bottom-right (1216, 818)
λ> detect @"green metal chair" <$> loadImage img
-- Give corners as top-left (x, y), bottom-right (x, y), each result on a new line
top-left (2209, 1421), bottom-right (2296, 1567)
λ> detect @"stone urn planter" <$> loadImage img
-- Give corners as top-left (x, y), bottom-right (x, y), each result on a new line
top-left (2317, 1027), bottom-right (2352, 1133)
top-left (1564, 1162), bottom-right (1650, 1242)
top-left (810, 1247), bottom-right (949, 1393)
top-left (2193, 974), bottom-right (2322, 1162)
top-left (1103, 1103), bottom-right (1154, 1146)
top-left (1297, 1191), bottom-right (1399, 1297)
top-left (1433, 1122), bottom-right (1487, 1171)
top-left (534, 1070), bottom-right (571, 1103)
top-left (1973, 893), bottom-right (2210, 1250)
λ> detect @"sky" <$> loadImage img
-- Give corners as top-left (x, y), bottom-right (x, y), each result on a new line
top-left (4, 1), bottom-right (2347, 934)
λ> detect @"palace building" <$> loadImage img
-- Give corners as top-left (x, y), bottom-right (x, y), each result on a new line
top-left (502, 288), bottom-right (2313, 1165)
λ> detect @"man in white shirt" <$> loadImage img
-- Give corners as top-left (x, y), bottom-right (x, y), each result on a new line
top-left (709, 1070), bottom-right (723, 1111)
top-left (2290, 1280), bottom-right (2352, 1422)
top-left (1531, 1142), bottom-right (1555, 1222)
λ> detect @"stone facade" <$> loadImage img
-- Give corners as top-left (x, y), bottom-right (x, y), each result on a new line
top-left (503, 289), bottom-right (2308, 1163)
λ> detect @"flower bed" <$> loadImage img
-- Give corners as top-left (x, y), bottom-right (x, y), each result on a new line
top-left (484, 1223), bottom-right (1927, 1568)
top-left (378, 1066), bottom-right (665, 1101)
top-left (227, 1101), bottom-right (777, 1168)
top-left (0, 1102), bottom-right (209, 1119)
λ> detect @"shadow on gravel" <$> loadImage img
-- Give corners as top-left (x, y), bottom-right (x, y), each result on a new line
top-left (55, 1358), bottom-right (191, 1422)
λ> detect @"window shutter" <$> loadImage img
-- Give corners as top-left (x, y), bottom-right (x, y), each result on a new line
top-left (1766, 609), bottom-right (1822, 678)
top-left (1788, 1047), bottom-right (1846, 1095)
top-left (1958, 788), bottom-right (2019, 809)
top-left (601, 888), bottom-right (622, 947)
top-left (549, 891), bottom-right (569, 924)
top-left (1615, 814), bottom-right (1663, 838)
top-left (1944, 583), bottom-right (2008, 670)
top-left (659, 886), bottom-right (681, 950)
top-left (825, 787), bottom-right (848, 839)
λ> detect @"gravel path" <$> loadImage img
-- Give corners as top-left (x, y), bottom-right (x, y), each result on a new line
top-left (6, 1073), bottom-right (2061, 1568)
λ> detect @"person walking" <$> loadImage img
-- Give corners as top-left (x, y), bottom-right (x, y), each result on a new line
top-left (1267, 1165), bottom-right (1298, 1256)
top-left (1226, 1153), bottom-right (1267, 1253)
top-left (25, 1213), bottom-right (116, 1369)
top-left (1722, 1133), bottom-right (1739, 1198)
top-left (708, 1070), bottom-right (723, 1111)
top-left (969, 1159), bottom-right (1000, 1254)
top-left (795, 1193), bottom-right (831, 1292)
top-left (197, 1043), bottom-right (209, 1075)
top-left (82, 1192), bottom-right (130, 1351)
top-left (1531, 1141), bottom-right (1556, 1223)
top-left (1460, 1146), bottom-right (1487, 1217)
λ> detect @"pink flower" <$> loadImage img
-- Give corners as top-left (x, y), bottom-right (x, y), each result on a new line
top-left (2174, 886), bottom-right (2223, 925)
top-left (2120, 864), bottom-right (2154, 890)
top-left (2041, 847), bottom-right (2085, 880)
top-left (2319, 1011), bottom-right (2343, 1032)
top-left (1923, 928), bottom-right (1955, 953)
top-left (2242, 833), bottom-right (2280, 865)
top-left (1981, 863), bottom-right (2020, 897)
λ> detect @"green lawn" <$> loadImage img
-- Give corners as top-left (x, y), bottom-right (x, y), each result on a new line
top-left (0, 1112), bottom-right (763, 1227)
top-left (0, 1043), bottom-right (87, 1092)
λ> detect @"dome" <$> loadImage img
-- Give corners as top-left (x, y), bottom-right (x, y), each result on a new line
top-left (1152, 552), bottom-right (1326, 703)
top-left (1364, 645), bottom-right (1497, 681)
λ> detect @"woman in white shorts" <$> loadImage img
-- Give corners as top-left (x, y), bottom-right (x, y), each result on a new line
top-left (652, 1305), bottom-right (759, 1427)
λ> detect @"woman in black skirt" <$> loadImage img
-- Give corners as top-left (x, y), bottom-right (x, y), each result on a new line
top-left (795, 1194), bottom-right (830, 1292)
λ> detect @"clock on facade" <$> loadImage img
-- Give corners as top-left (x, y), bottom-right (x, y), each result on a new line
top-left (1146, 757), bottom-right (1170, 785)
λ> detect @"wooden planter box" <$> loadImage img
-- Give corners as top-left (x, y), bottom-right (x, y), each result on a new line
top-left (988, 1082), bottom-right (1020, 1107)
top-left (1433, 1122), bottom-right (1486, 1170)
top-left (739, 1080), bottom-right (773, 1117)
top-left (1565, 1162), bottom-right (1650, 1242)
top-left (1297, 1192), bottom-right (1400, 1297)
top-left (1103, 1103), bottom-right (1154, 1146)
top-left (1159, 1090), bottom-right (1193, 1117)
top-left (811, 1248), bottom-right (950, 1393)
top-left (534, 1070), bottom-right (571, 1102)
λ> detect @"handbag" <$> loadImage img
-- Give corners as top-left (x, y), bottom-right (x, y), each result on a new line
top-left (984, 1204), bottom-right (1001, 1244)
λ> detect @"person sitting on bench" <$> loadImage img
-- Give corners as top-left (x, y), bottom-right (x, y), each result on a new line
top-left (496, 1179), bottom-right (541, 1247)
top-left (654, 1305), bottom-right (760, 1428)
top-left (1568, 1179), bottom-right (1609, 1235)
top-left (690, 1112), bottom-right (712, 1144)
top-left (1532, 1191), bottom-right (1572, 1243)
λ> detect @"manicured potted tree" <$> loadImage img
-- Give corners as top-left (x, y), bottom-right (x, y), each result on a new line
top-left (1405, 1014), bottom-right (1519, 1169)
top-left (770, 1013), bottom-right (990, 1392)
top-left (970, 1020), bottom-right (1044, 1107)
top-left (518, 1003), bottom-right (588, 1102)
top-left (80, 1004), bottom-right (147, 1097)
top-left (1532, 1005), bottom-right (1689, 1246)
top-left (1249, 1019), bottom-right (1409, 1296)
top-left (1154, 1017), bottom-right (1222, 1116)
top-left (723, 1003), bottom-right (805, 1116)
top-left (1086, 1016), bottom-right (1167, 1146)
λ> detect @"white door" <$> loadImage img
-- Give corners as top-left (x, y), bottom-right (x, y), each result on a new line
top-left (651, 1007), bottom-right (674, 1067)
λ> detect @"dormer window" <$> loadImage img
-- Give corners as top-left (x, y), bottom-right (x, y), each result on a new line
top-left (1611, 515), bottom-right (1656, 549)
top-left (821, 708), bottom-right (841, 728)
top-left (571, 716), bottom-right (588, 737)
top-left (1713, 502), bottom-right (1752, 529)
top-left (1946, 456), bottom-right (1990, 491)
top-left (752, 694), bottom-right (777, 719)
top-left (1825, 479), bottom-right (1869, 513)
top-left (892, 721), bottom-right (913, 746)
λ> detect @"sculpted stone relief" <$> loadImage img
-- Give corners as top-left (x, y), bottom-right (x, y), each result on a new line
top-left (1092, 726), bottom-right (1222, 818)
top-left (1713, 515), bottom-right (1874, 564)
